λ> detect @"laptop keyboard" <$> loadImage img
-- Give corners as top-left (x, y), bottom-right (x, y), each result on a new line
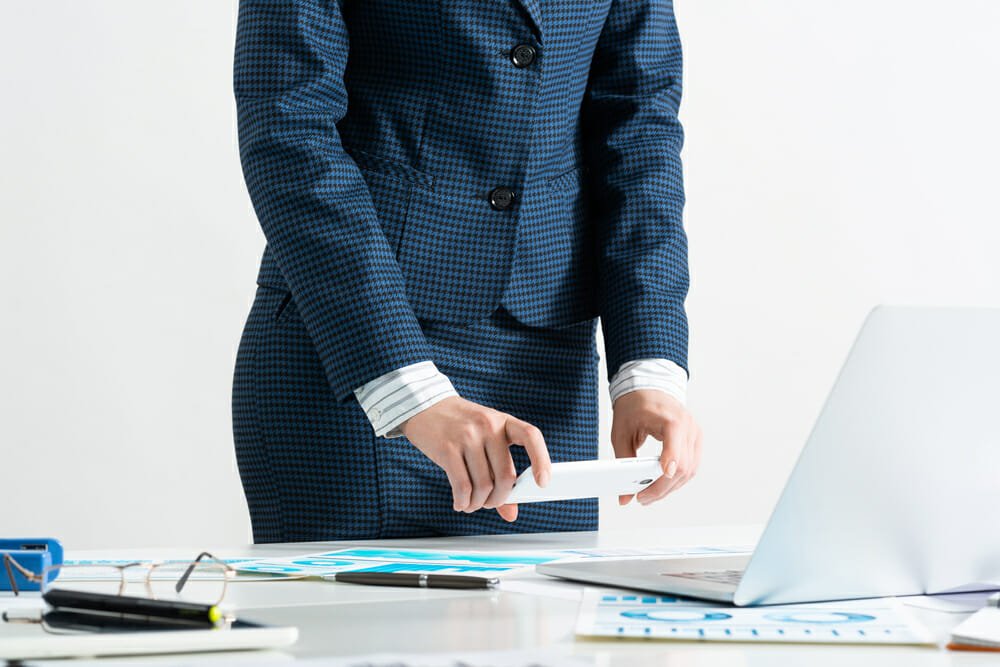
top-left (668, 568), bottom-right (746, 585)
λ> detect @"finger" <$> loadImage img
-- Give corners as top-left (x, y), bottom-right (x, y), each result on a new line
top-left (638, 422), bottom-right (688, 504)
top-left (693, 424), bottom-right (703, 472)
top-left (635, 474), bottom-right (673, 505)
top-left (641, 448), bottom-right (693, 503)
top-left (643, 459), bottom-right (690, 502)
top-left (619, 493), bottom-right (635, 506)
top-left (506, 419), bottom-right (550, 487)
top-left (462, 446), bottom-right (494, 512)
top-left (443, 451), bottom-right (473, 512)
top-left (668, 425), bottom-right (704, 494)
top-left (496, 503), bottom-right (518, 522)
top-left (611, 425), bottom-right (638, 460)
top-left (657, 420), bottom-right (687, 477)
top-left (483, 439), bottom-right (518, 509)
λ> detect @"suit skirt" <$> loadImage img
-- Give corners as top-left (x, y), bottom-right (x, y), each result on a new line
top-left (232, 285), bottom-right (600, 543)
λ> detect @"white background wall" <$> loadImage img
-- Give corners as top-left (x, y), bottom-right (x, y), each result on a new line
top-left (1, 1), bottom-right (998, 549)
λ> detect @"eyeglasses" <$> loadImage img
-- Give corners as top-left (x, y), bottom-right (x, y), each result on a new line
top-left (2, 551), bottom-right (236, 607)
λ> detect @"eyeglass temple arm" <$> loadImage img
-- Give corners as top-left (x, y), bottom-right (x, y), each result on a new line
top-left (3, 555), bottom-right (22, 596)
top-left (2, 554), bottom-right (44, 597)
top-left (175, 551), bottom-right (219, 594)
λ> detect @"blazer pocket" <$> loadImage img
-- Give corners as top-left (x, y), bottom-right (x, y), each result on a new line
top-left (547, 164), bottom-right (588, 194)
top-left (545, 163), bottom-right (593, 233)
top-left (272, 289), bottom-right (298, 325)
top-left (347, 146), bottom-right (428, 258)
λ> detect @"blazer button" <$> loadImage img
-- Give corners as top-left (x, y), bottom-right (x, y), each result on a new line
top-left (489, 186), bottom-right (516, 210)
top-left (510, 43), bottom-right (536, 68)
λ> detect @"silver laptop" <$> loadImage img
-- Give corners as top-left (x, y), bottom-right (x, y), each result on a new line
top-left (539, 306), bottom-right (1000, 606)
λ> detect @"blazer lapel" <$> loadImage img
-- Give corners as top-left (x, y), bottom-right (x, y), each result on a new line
top-left (514, 0), bottom-right (544, 42)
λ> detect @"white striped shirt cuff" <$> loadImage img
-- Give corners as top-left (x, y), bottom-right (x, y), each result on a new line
top-left (354, 361), bottom-right (459, 439)
top-left (609, 358), bottom-right (688, 406)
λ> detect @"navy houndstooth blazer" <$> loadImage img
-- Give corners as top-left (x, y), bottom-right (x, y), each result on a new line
top-left (234, 0), bottom-right (689, 402)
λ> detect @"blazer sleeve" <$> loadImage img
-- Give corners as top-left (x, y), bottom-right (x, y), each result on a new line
top-left (233, 0), bottom-right (433, 401)
top-left (581, 0), bottom-right (690, 381)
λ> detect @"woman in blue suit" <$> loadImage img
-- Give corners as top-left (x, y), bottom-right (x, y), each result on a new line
top-left (232, 0), bottom-right (702, 542)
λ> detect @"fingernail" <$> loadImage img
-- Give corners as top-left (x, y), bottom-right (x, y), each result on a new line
top-left (539, 470), bottom-right (550, 487)
top-left (665, 460), bottom-right (678, 478)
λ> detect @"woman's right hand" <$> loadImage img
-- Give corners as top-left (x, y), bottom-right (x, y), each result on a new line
top-left (398, 396), bottom-right (551, 522)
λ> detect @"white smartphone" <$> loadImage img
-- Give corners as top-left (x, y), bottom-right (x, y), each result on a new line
top-left (505, 457), bottom-right (663, 504)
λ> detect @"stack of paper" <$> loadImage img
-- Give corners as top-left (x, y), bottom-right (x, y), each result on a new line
top-left (232, 545), bottom-right (754, 579)
top-left (575, 590), bottom-right (935, 645)
top-left (949, 607), bottom-right (1000, 651)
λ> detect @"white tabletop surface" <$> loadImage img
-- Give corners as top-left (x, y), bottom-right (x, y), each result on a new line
top-left (7, 525), bottom-right (998, 665)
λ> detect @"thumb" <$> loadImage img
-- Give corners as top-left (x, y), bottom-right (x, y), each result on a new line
top-left (496, 504), bottom-right (518, 522)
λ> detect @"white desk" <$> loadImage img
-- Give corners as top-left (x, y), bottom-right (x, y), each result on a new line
top-left (16, 526), bottom-right (999, 665)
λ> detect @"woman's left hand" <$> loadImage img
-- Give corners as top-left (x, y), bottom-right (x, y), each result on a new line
top-left (611, 389), bottom-right (702, 506)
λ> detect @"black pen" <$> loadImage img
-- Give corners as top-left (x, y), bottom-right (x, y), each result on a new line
top-left (41, 609), bottom-right (218, 631)
top-left (327, 572), bottom-right (499, 590)
top-left (42, 589), bottom-right (221, 626)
